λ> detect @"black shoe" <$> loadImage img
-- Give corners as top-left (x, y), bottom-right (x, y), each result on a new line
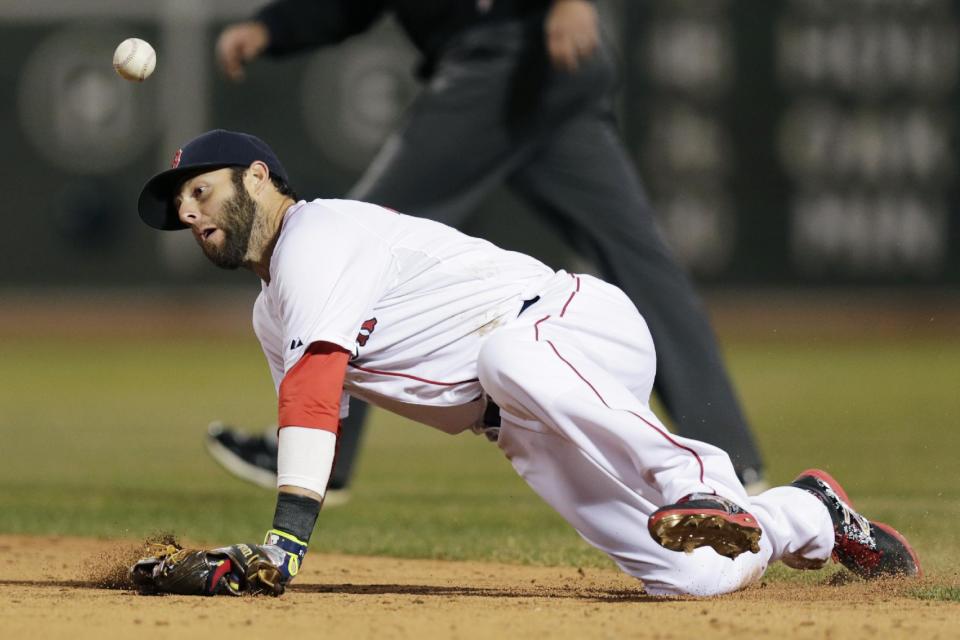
top-left (204, 422), bottom-right (353, 507)
top-left (205, 422), bottom-right (278, 489)
top-left (791, 469), bottom-right (922, 579)
top-left (648, 493), bottom-right (762, 559)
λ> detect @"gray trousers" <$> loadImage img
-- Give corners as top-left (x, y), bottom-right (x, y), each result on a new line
top-left (332, 20), bottom-right (763, 487)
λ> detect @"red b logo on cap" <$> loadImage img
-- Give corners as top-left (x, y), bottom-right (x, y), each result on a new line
top-left (171, 148), bottom-right (182, 168)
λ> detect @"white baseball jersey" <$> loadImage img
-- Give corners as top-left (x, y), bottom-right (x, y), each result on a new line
top-left (255, 199), bottom-right (836, 598)
top-left (252, 198), bottom-right (554, 432)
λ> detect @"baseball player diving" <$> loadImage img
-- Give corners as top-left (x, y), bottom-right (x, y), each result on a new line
top-left (130, 129), bottom-right (920, 597)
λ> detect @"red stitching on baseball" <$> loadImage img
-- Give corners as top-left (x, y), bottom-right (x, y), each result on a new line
top-left (139, 50), bottom-right (155, 81)
top-left (121, 39), bottom-right (137, 69)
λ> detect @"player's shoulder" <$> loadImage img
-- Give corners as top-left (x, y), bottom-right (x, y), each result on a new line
top-left (278, 199), bottom-right (391, 244)
top-left (271, 199), bottom-right (392, 273)
top-left (285, 198), bottom-right (391, 226)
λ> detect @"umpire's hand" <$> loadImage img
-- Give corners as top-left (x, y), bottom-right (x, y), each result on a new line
top-left (546, 0), bottom-right (599, 72)
top-left (217, 21), bottom-right (271, 81)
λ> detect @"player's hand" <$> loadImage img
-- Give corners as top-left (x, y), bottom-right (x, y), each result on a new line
top-left (216, 21), bottom-right (270, 82)
top-left (545, 0), bottom-right (600, 73)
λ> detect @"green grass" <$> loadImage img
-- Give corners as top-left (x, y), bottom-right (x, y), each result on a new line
top-left (907, 585), bottom-right (960, 602)
top-left (1, 333), bottom-right (958, 582)
top-left (730, 338), bottom-right (960, 574)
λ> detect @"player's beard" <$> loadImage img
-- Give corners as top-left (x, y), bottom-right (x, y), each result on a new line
top-left (203, 183), bottom-right (257, 270)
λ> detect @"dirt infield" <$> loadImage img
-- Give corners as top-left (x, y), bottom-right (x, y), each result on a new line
top-left (0, 535), bottom-right (955, 639)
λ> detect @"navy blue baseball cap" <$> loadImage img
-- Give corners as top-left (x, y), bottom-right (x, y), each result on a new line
top-left (138, 129), bottom-right (289, 230)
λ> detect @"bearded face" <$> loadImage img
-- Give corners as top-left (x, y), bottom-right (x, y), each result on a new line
top-left (200, 171), bottom-right (258, 270)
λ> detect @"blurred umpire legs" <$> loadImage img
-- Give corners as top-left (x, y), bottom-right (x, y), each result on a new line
top-left (205, 21), bottom-right (767, 499)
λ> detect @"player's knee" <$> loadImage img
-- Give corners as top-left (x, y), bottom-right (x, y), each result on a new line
top-left (614, 545), bottom-right (766, 597)
top-left (637, 556), bottom-right (765, 597)
top-left (640, 573), bottom-right (729, 597)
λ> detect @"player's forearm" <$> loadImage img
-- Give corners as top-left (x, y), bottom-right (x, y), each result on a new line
top-left (270, 426), bottom-right (336, 546)
top-left (254, 426), bottom-right (337, 585)
top-left (271, 344), bottom-right (349, 539)
top-left (255, 0), bottom-right (386, 56)
top-left (279, 484), bottom-right (324, 501)
top-left (277, 426), bottom-right (337, 500)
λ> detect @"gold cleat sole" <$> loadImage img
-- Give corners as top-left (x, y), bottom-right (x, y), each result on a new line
top-left (650, 512), bottom-right (762, 560)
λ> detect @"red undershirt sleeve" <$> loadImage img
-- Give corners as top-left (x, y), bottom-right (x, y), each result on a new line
top-left (277, 341), bottom-right (351, 433)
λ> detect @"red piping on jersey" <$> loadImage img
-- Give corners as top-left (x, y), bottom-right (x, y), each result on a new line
top-left (348, 363), bottom-right (478, 387)
top-left (559, 275), bottom-right (581, 317)
top-left (534, 275), bottom-right (707, 485)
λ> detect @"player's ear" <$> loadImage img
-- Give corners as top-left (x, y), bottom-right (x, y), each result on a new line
top-left (247, 160), bottom-right (271, 194)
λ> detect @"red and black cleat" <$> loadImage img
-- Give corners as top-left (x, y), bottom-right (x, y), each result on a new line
top-left (791, 469), bottom-right (922, 579)
top-left (648, 494), bottom-right (762, 559)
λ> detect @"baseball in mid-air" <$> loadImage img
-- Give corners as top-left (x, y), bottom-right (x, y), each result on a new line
top-left (113, 38), bottom-right (156, 82)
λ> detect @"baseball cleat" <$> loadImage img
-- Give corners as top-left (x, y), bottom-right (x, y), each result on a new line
top-left (204, 422), bottom-right (352, 507)
top-left (205, 421), bottom-right (279, 490)
top-left (648, 494), bottom-right (762, 559)
top-left (791, 468), bottom-right (922, 579)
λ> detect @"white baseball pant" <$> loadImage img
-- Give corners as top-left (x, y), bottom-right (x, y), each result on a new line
top-left (477, 271), bottom-right (835, 596)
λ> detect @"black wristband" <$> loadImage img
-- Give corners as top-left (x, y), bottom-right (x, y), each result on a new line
top-left (272, 492), bottom-right (321, 543)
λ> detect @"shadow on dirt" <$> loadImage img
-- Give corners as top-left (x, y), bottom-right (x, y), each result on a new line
top-left (0, 579), bottom-right (671, 602)
top-left (288, 583), bottom-right (671, 602)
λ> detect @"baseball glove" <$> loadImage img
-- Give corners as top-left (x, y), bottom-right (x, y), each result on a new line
top-left (129, 539), bottom-right (288, 596)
